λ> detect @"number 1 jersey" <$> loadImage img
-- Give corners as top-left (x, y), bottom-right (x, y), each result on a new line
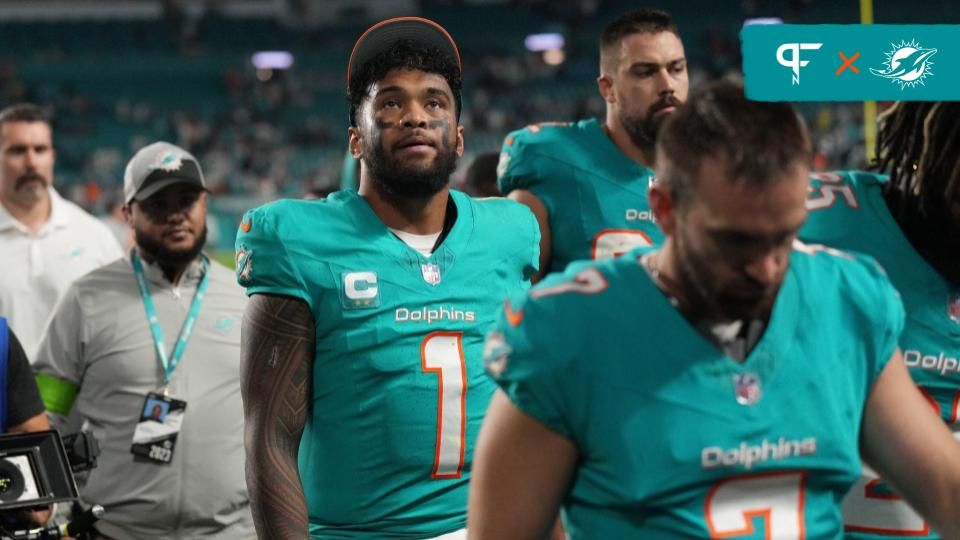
top-left (236, 190), bottom-right (539, 539)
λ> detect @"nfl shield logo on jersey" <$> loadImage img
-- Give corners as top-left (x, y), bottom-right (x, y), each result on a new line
top-left (733, 372), bottom-right (762, 406)
top-left (421, 263), bottom-right (441, 286)
top-left (949, 292), bottom-right (960, 325)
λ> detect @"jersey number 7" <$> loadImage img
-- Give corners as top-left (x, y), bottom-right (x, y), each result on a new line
top-left (421, 332), bottom-right (467, 479)
top-left (705, 471), bottom-right (807, 538)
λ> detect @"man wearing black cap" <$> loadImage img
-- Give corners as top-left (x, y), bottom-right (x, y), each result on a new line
top-left (34, 142), bottom-right (254, 539)
top-left (235, 17), bottom-right (539, 540)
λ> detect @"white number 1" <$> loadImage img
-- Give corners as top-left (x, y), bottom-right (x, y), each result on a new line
top-left (420, 332), bottom-right (467, 479)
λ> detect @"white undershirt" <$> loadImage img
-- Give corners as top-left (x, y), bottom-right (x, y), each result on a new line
top-left (389, 228), bottom-right (441, 257)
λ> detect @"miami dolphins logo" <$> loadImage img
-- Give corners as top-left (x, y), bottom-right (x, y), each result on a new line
top-left (150, 151), bottom-right (184, 172)
top-left (870, 39), bottom-right (937, 89)
top-left (236, 244), bottom-right (253, 284)
top-left (483, 331), bottom-right (512, 378)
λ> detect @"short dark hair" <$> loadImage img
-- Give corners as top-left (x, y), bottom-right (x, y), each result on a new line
top-left (0, 103), bottom-right (51, 127)
top-left (347, 39), bottom-right (462, 127)
top-left (600, 9), bottom-right (679, 69)
top-left (463, 152), bottom-right (500, 197)
top-left (656, 79), bottom-right (811, 206)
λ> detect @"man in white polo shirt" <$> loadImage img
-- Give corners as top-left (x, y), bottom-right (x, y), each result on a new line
top-left (0, 104), bottom-right (122, 360)
top-left (34, 141), bottom-right (253, 539)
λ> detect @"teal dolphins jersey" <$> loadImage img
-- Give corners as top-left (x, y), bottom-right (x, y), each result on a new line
top-left (236, 189), bottom-right (539, 539)
top-left (801, 170), bottom-right (960, 539)
top-left (485, 243), bottom-right (904, 539)
top-left (497, 118), bottom-right (663, 273)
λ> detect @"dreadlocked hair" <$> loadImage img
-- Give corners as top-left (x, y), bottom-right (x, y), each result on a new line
top-left (875, 101), bottom-right (960, 286)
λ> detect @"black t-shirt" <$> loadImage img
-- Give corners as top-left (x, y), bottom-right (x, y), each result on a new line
top-left (6, 329), bottom-right (45, 428)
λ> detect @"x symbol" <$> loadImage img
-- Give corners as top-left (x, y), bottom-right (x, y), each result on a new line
top-left (836, 51), bottom-right (860, 75)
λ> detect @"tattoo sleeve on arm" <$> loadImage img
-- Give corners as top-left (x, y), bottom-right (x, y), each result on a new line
top-left (241, 294), bottom-right (314, 539)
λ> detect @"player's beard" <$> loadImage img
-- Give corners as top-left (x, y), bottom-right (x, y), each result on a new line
top-left (135, 225), bottom-right (207, 268)
top-left (672, 226), bottom-right (779, 323)
top-left (366, 134), bottom-right (458, 201)
top-left (621, 94), bottom-right (682, 150)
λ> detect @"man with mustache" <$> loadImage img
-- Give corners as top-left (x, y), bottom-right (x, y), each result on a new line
top-left (498, 8), bottom-right (687, 280)
top-left (234, 17), bottom-right (538, 539)
top-left (470, 81), bottom-right (960, 539)
top-left (33, 142), bottom-right (255, 539)
top-left (0, 104), bottom-right (123, 360)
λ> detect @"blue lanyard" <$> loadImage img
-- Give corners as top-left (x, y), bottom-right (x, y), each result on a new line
top-left (131, 251), bottom-right (210, 386)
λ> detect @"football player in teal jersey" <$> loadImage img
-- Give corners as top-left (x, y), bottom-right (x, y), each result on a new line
top-left (235, 18), bottom-right (538, 540)
top-left (469, 81), bottom-right (960, 539)
top-left (498, 9), bottom-right (687, 280)
top-left (800, 102), bottom-right (960, 539)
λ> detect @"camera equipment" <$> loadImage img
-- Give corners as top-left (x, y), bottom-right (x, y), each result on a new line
top-left (1, 504), bottom-right (104, 540)
top-left (0, 431), bottom-right (103, 540)
top-left (0, 432), bottom-right (77, 511)
top-left (59, 433), bottom-right (98, 474)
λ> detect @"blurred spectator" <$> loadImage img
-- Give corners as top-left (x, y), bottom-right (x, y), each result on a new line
top-left (0, 104), bottom-right (123, 360)
top-left (100, 192), bottom-right (132, 248)
top-left (462, 152), bottom-right (501, 197)
top-left (33, 142), bottom-right (254, 539)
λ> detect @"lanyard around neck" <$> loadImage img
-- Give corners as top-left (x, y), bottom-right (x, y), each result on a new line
top-left (131, 251), bottom-right (210, 385)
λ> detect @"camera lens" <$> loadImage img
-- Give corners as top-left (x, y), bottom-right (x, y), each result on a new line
top-left (0, 459), bottom-right (25, 502)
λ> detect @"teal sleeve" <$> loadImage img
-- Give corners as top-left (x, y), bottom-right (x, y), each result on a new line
top-left (528, 204), bottom-right (541, 279)
top-left (485, 292), bottom-right (574, 440)
top-left (496, 129), bottom-right (541, 196)
top-left (512, 201), bottom-right (541, 282)
top-left (846, 254), bottom-right (906, 385)
top-left (868, 259), bottom-right (906, 384)
top-left (235, 205), bottom-right (312, 308)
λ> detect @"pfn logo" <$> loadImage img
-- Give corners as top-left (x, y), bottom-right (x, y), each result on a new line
top-left (777, 42), bottom-right (823, 85)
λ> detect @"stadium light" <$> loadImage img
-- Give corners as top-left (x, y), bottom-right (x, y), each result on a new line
top-left (524, 33), bottom-right (564, 52)
top-left (742, 17), bottom-right (784, 27)
top-left (543, 48), bottom-right (566, 66)
top-left (251, 51), bottom-right (295, 70)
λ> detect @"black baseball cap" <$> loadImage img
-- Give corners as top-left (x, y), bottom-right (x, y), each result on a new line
top-left (123, 142), bottom-right (206, 204)
top-left (347, 17), bottom-right (462, 87)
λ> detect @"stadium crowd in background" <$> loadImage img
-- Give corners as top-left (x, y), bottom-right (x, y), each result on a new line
top-left (0, 0), bottom-right (874, 226)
